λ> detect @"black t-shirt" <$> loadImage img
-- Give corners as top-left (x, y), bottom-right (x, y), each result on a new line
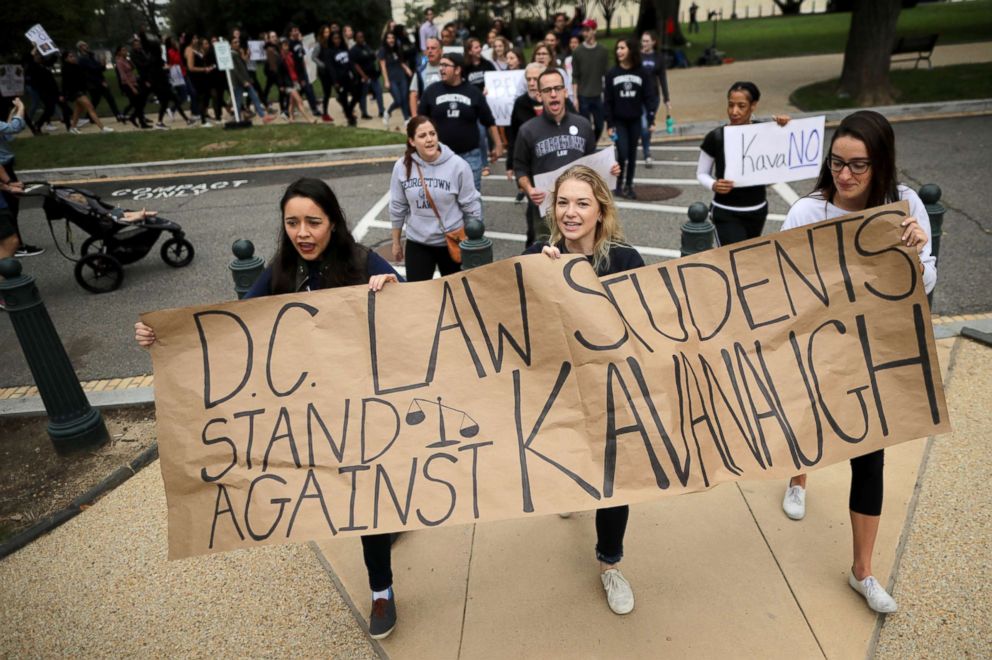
top-left (700, 125), bottom-right (768, 208)
top-left (349, 43), bottom-right (379, 79)
top-left (463, 57), bottom-right (495, 90)
top-left (417, 80), bottom-right (495, 154)
top-left (523, 242), bottom-right (645, 277)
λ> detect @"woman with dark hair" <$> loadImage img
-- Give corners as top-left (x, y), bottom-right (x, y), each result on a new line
top-left (524, 165), bottom-right (644, 615)
top-left (313, 25), bottom-right (337, 123)
top-left (134, 177), bottom-right (402, 638)
top-left (61, 51), bottom-right (113, 134)
top-left (778, 110), bottom-right (935, 614)
top-left (638, 31), bottom-right (672, 167)
top-left (389, 115), bottom-right (482, 281)
top-left (379, 30), bottom-right (413, 124)
top-left (326, 31), bottom-right (358, 127)
top-left (280, 40), bottom-right (317, 123)
top-left (187, 38), bottom-right (217, 126)
top-left (604, 38), bottom-right (657, 199)
top-left (115, 45), bottom-right (150, 128)
top-left (696, 81), bottom-right (790, 245)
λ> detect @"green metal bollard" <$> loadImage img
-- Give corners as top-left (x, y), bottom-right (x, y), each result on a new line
top-left (918, 184), bottom-right (944, 263)
top-left (459, 217), bottom-right (493, 270)
top-left (230, 239), bottom-right (265, 299)
top-left (0, 258), bottom-right (109, 455)
top-left (680, 202), bottom-right (715, 256)
top-left (918, 184), bottom-right (944, 309)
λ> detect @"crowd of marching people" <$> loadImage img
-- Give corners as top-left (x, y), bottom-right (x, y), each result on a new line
top-left (3, 5), bottom-right (937, 646)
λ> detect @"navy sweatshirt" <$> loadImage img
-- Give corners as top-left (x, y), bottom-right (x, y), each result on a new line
top-left (513, 110), bottom-right (597, 186)
top-left (523, 241), bottom-right (645, 277)
top-left (603, 65), bottom-right (659, 125)
top-left (417, 80), bottom-right (495, 154)
top-left (640, 51), bottom-right (670, 104)
top-left (245, 250), bottom-right (400, 298)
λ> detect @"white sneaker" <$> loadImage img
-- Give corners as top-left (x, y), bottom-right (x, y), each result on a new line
top-left (201, 120), bottom-right (213, 128)
top-left (43, 122), bottom-right (58, 132)
top-left (645, 156), bottom-right (654, 168)
top-left (558, 512), bottom-right (572, 519)
top-left (167, 109), bottom-right (175, 122)
top-left (382, 113), bottom-right (389, 126)
top-left (69, 127), bottom-right (81, 135)
top-left (600, 568), bottom-right (634, 615)
top-left (782, 484), bottom-right (806, 520)
top-left (849, 574), bottom-right (898, 613)
top-left (153, 122), bottom-right (169, 130)
top-left (78, 118), bottom-right (90, 127)
top-left (100, 126), bottom-right (115, 133)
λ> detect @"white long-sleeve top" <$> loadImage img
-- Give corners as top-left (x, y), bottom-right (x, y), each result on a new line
top-left (782, 186), bottom-right (937, 294)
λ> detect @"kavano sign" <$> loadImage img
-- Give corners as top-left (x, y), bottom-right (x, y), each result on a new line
top-left (145, 202), bottom-right (949, 560)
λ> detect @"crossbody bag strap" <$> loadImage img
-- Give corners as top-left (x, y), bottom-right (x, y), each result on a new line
top-left (415, 162), bottom-right (448, 234)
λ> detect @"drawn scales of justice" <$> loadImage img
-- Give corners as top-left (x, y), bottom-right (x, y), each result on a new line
top-left (405, 397), bottom-right (480, 448)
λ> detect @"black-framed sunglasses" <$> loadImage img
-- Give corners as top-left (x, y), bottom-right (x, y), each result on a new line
top-left (827, 155), bottom-right (871, 175)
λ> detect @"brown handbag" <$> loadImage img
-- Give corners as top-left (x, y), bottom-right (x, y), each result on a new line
top-left (416, 163), bottom-right (466, 264)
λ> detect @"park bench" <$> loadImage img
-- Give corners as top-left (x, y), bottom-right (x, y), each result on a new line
top-left (891, 34), bottom-right (939, 70)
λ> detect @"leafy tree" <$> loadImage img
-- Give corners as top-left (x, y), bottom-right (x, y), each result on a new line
top-left (596, 0), bottom-right (631, 36)
top-left (1, 0), bottom-right (102, 59)
top-left (837, 0), bottom-right (901, 104)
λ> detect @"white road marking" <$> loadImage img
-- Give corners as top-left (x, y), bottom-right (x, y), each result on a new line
top-left (772, 182), bottom-right (801, 206)
top-left (352, 191), bottom-right (391, 242)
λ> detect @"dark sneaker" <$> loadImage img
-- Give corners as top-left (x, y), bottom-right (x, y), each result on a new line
top-left (368, 593), bottom-right (397, 639)
top-left (623, 186), bottom-right (637, 200)
top-left (15, 244), bottom-right (45, 257)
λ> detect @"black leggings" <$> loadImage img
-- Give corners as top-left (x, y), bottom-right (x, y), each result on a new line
top-left (595, 505), bottom-right (629, 564)
top-left (850, 449), bottom-right (884, 516)
top-left (361, 533), bottom-right (393, 591)
top-left (404, 239), bottom-right (460, 282)
top-left (613, 117), bottom-right (640, 189)
top-left (1, 161), bottom-right (21, 243)
top-left (711, 204), bottom-right (768, 246)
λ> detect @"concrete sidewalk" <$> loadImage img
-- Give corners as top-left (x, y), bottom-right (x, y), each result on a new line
top-left (1, 333), bottom-right (989, 658)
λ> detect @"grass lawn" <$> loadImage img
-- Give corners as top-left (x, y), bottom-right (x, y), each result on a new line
top-left (535, 0), bottom-right (991, 63)
top-left (15, 123), bottom-right (405, 171)
top-left (790, 62), bottom-right (992, 111)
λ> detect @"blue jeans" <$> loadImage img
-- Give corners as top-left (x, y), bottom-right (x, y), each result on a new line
top-left (458, 147), bottom-right (483, 192)
top-left (640, 109), bottom-right (653, 158)
top-left (386, 75), bottom-right (410, 120)
top-left (477, 123), bottom-right (490, 169)
top-left (360, 78), bottom-right (385, 117)
top-left (234, 84), bottom-right (267, 118)
top-left (578, 95), bottom-right (605, 141)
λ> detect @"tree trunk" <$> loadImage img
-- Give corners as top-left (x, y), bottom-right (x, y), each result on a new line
top-left (637, 0), bottom-right (685, 48)
top-left (837, 0), bottom-right (901, 105)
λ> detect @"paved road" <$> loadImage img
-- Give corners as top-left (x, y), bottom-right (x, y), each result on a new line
top-left (2, 116), bottom-right (989, 387)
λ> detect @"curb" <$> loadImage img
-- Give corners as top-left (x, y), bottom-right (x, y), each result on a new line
top-left (0, 442), bottom-right (159, 561)
top-left (18, 100), bottom-right (991, 183)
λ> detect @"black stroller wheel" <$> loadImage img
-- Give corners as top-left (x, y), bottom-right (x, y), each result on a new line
top-left (161, 237), bottom-right (195, 267)
top-left (81, 236), bottom-right (110, 256)
top-left (74, 253), bottom-right (124, 294)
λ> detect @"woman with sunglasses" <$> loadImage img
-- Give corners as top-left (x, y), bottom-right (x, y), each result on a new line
top-left (778, 110), bottom-right (935, 614)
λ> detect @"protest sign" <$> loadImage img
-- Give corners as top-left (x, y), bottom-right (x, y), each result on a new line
top-left (484, 70), bottom-right (525, 127)
top-left (146, 201), bottom-right (949, 560)
top-left (248, 40), bottom-right (266, 62)
top-left (213, 41), bottom-right (234, 71)
top-left (25, 24), bottom-right (58, 57)
top-left (302, 34), bottom-right (317, 85)
top-left (532, 147), bottom-right (618, 217)
top-left (0, 65), bottom-right (25, 97)
top-left (723, 116), bottom-right (825, 187)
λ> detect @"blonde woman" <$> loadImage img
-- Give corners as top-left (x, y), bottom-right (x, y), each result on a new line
top-left (524, 165), bottom-right (644, 615)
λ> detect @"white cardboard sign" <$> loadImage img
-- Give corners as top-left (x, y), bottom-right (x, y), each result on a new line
top-left (25, 24), bottom-right (58, 57)
top-left (722, 116), bottom-right (825, 187)
top-left (533, 147), bottom-right (618, 217)
top-left (248, 40), bottom-right (266, 61)
top-left (484, 70), bottom-right (525, 126)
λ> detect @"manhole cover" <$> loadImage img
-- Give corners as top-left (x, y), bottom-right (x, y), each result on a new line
top-left (630, 184), bottom-right (682, 201)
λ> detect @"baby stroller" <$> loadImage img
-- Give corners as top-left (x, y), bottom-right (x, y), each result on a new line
top-left (22, 182), bottom-right (195, 294)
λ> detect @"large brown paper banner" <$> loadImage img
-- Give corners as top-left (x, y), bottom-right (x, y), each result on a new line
top-left (146, 202), bottom-right (950, 560)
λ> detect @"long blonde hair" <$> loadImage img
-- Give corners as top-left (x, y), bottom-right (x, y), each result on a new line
top-left (546, 165), bottom-right (627, 273)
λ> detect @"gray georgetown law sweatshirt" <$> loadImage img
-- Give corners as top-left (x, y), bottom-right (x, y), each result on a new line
top-left (389, 144), bottom-right (482, 247)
